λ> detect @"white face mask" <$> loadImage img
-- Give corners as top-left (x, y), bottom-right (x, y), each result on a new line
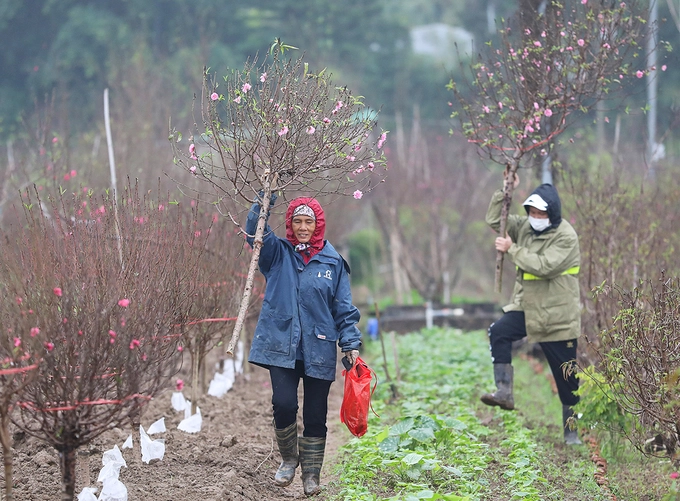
top-left (528, 216), bottom-right (551, 232)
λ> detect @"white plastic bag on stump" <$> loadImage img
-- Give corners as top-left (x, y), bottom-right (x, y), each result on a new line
top-left (98, 445), bottom-right (126, 484)
top-left (139, 425), bottom-right (165, 463)
top-left (171, 392), bottom-right (187, 412)
top-left (178, 406), bottom-right (202, 433)
top-left (98, 478), bottom-right (127, 501)
top-left (147, 417), bottom-right (166, 434)
top-left (121, 435), bottom-right (133, 450)
top-left (77, 487), bottom-right (98, 501)
top-left (234, 340), bottom-right (245, 374)
top-left (97, 445), bottom-right (128, 501)
top-left (207, 370), bottom-right (233, 397)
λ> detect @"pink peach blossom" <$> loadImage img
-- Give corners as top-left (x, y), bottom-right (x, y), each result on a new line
top-left (210, 92), bottom-right (219, 101)
top-left (13, 338), bottom-right (21, 347)
top-left (30, 327), bottom-right (40, 337)
top-left (176, 379), bottom-right (185, 391)
top-left (129, 339), bottom-right (140, 350)
top-left (118, 299), bottom-right (130, 308)
top-left (242, 83), bottom-right (252, 93)
top-left (260, 72), bottom-right (267, 82)
top-left (44, 342), bottom-right (54, 352)
top-left (53, 287), bottom-right (62, 297)
top-left (353, 190), bottom-right (363, 200)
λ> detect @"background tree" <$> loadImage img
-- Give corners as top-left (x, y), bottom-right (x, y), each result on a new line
top-left (587, 275), bottom-right (680, 460)
top-left (0, 301), bottom-right (39, 501)
top-left (371, 109), bottom-right (495, 304)
top-left (450, 0), bottom-right (656, 291)
top-left (170, 41), bottom-right (388, 352)
top-left (0, 185), bottom-right (203, 500)
top-left (180, 201), bottom-right (249, 413)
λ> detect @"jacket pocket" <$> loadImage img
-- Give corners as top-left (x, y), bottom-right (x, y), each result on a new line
top-left (309, 325), bottom-right (338, 368)
top-left (525, 295), bottom-right (575, 339)
top-left (256, 310), bottom-right (293, 355)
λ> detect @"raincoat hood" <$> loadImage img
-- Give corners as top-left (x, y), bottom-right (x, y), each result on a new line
top-left (523, 184), bottom-right (562, 232)
top-left (286, 197), bottom-right (326, 262)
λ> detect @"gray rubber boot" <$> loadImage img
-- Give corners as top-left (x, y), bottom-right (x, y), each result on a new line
top-left (274, 423), bottom-right (299, 486)
top-left (480, 363), bottom-right (515, 410)
top-left (298, 436), bottom-right (326, 496)
top-left (563, 405), bottom-right (582, 445)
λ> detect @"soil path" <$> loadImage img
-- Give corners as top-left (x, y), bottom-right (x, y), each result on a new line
top-left (9, 360), bottom-right (350, 500)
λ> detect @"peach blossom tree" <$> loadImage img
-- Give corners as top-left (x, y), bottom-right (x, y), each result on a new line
top-left (449, 0), bottom-right (660, 291)
top-left (0, 184), bottom-right (206, 500)
top-left (170, 40), bottom-right (388, 353)
top-left (180, 202), bottom-right (249, 413)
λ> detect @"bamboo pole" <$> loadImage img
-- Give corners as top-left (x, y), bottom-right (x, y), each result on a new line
top-left (375, 303), bottom-right (398, 401)
top-left (103, 88), bottom-right (124, 271)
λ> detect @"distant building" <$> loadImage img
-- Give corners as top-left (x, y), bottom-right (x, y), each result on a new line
top-left (410, 23), bottom-right (474, 69)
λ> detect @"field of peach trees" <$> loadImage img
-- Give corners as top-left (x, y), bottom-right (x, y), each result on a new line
top-left (0, 183), bottom-right (252, 500)
top-left (1, 183), bottom-right (679, 501)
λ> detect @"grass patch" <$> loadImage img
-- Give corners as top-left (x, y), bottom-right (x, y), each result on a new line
top-left (325, 328), bottom-right (678, 501)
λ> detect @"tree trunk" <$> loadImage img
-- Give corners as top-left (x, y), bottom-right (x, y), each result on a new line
top-left (388, 209), bottom-right (409, 304)
top-left (0, 411), bottom-right (14, 501)
top-left (495, 159), bottom-right (520, 293)
top-left (226, 182), bottom-right (273, 354)
top-left (59, 446), bottom-right (77, 501)
top-left (199, 342), bottom-right (207, 393)
top-left (191, 348), bottom-right (199, 415)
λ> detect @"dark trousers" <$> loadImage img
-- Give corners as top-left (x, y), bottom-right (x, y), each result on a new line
top-left (269, 360), bottom-right (333, 438)
top-left (488, 311), bottom-right (579, 407)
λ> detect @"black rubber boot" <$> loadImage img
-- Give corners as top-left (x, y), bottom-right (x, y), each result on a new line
top-left (563, 405), bottom-right (582, 445)
top-left (273, 423), bottom-right (298, 486)
top-left (298, 436), bottom-right (325, 496)
top-left (480, 363), bottom-right (515, 410)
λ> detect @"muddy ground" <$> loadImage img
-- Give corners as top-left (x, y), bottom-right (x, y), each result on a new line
top-left (9, 360), bottom-right (350, 501)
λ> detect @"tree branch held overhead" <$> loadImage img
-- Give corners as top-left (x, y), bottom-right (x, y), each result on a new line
top-left (170, 40), bottom-right (389, 351)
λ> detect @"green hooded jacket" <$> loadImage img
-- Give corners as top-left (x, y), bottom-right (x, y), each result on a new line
top-left (486, 185), bottom-right (581, 343)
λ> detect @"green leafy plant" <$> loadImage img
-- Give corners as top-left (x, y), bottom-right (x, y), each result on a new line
top-left (574, 365), bottom-right (635, 458)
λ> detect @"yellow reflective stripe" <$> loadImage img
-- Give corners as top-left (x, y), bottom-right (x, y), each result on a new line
top-left (522, 266), bottom-right (580, 281)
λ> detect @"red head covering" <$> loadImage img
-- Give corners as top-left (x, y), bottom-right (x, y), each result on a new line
top-left (286, 197), bottom-right (326, 264)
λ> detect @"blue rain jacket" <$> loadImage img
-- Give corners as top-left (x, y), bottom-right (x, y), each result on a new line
top-left (245, 198), bottom-right (361, 381)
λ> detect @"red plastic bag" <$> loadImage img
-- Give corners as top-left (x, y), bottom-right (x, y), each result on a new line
top-left (340, 356), bottom-right (376, 437)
